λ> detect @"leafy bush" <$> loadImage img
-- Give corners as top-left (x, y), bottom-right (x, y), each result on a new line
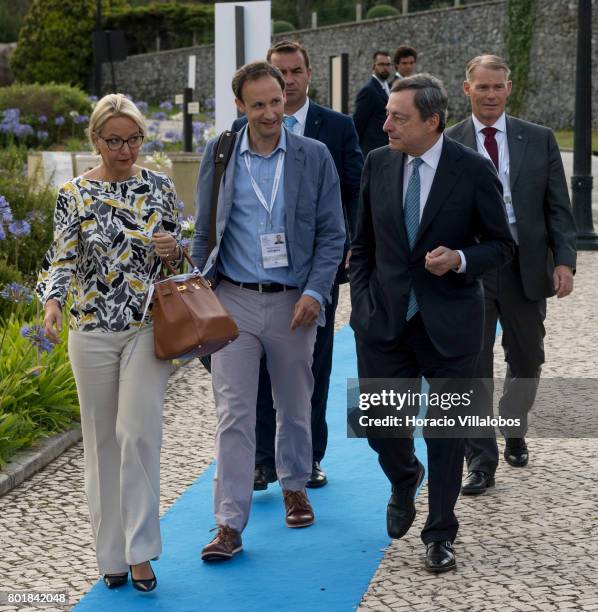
top-left (0, 83), bottom-right (91, 148)
top-left (0, 312), bottom-right (79, 468)
top-left (104, 3), bottom-right (215, 55)
top-left (366, 4), bottom-right (400, 18)
top-left (9, 0), bottom-right (126, 87)
top-left (273, 20), bottom-right (296, 34)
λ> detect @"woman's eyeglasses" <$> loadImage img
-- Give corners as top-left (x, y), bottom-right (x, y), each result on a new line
top-left (97, 133), bottom-right (144, 151)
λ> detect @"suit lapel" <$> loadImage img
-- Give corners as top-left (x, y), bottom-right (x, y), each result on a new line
top-left (383, 150), bottom-right (409, 249)
top-left (304, 102), bottom-right (322, 139)
top-left (506, 116), bottom-right (527, 190)
top-left (416, 138), bottom-right (462, 246)
top-left (461, 118), bottom-right (477, 151)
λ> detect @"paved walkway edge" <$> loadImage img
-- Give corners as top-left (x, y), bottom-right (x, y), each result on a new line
top-left (0, 424), bottom-right (82, 497)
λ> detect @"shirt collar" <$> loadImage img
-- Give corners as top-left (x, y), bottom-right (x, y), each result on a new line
top-left (472, 112), bottom-right (506, 134)
top-left (407, 134), bottom-right (444, 171)
top-left (287, 97), bottom-right (310, 128)
top-left (372, 74), bottom-right (389, 90)
top-left (240, 123), bottom-right (287, 157)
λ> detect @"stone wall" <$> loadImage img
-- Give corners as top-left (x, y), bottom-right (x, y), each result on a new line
top-left (103, 0), bottom-right (598, 129)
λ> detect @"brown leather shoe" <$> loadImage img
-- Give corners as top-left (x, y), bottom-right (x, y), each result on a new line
top-left (201, 525), bottom-right (243, 561)
top-left (282, 489), bottom-right (315, 528)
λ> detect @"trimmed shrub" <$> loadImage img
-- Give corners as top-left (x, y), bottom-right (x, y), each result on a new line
top-left (273, 20), bottom-right (296, 34)
top-left (104, 3), bottom-right (215, 54)
top-left (9, 0), bottom-right (126, 87)
top-left (0, 83), bottom-right (91, 148)
top-left (366, 4), bottom-right (400, 18)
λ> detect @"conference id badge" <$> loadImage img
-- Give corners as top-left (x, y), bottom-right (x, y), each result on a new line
top-left (504, 193), bottom-right (517, 224)
top-left (260, 232), bottom-right (289, 269)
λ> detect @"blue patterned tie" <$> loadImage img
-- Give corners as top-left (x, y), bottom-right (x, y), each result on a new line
top-left (404, 158), bottom-right (423, 321)
top-left (283, 115), bottom-right (298, 132)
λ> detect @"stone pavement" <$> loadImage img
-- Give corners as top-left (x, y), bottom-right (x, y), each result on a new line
top-left (1, 252), bottom-right (597, 612)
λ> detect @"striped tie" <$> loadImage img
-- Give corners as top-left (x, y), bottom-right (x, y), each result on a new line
top-left (404, 158), bottom-right (423, 321)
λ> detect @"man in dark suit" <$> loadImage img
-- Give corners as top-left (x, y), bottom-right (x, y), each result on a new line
top-left (353, 50), bottom-right (392, 157)
top-left (350, 73), bottom-right (514, 572)
top-left (446, 55), bottom-right (576, 495)
top-left (233, 41), bottom-right (363, 490)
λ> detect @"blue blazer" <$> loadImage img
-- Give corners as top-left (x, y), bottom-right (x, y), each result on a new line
top-left (353, 76), bottom-right (389, 157)
top-left (190, 126), bottom-right (346, 304)
top-left (232, 101), bottom-right (363, 283)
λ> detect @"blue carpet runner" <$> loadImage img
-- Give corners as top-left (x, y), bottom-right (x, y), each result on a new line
top-left (75, 325), bottom-right (427, 611)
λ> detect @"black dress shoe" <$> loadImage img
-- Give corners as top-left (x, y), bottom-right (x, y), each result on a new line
top-left (425, 541), bottom-right (456, 573)
top-left (461, 470), bottom-right (495, 495)
top-left (253, 464), bottom-right (277, 491)
top-left (306, 461), bottom-right (328, 488)
top-left (504, 437), bottom-right (529, 467)
top-left (387, 461), bottom-right (425, 539)
top-left (129, 562), bottom-right (157, 592)
top-left (103, 573), bottom-right (128, 589)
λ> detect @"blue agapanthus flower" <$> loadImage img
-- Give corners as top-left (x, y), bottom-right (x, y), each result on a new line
top-left (54, 116), bottom-right (65, 126)
top-left (37, 130), bottom-right (49, 141)
top-left (21, 324), bottom-right (54, 353)
top-left (38, 115), bottom-right (48, 124)
top-left (135, 101), bottom-right (149, 114)
top-left (0, 282), bottom-right (33, 304)
top-left (0, 195), bottom-right (12, 223)
top-left (152, 111), bottom-right (168, 121)
top-left (8, 219), bottom-right (31, 237)
top-left (159, 101), bottom-right (173, 111)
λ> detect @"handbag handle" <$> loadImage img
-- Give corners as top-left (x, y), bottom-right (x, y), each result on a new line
top-left (160, 250), bottom-right (201, 278)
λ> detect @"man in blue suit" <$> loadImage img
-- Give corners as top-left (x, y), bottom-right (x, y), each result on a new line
top-left (192, 61), bottom-right (345, 561)
top-left (353, 50), bottom-right (393, 157)
top-left (232, 41), bottom-right (363, 490)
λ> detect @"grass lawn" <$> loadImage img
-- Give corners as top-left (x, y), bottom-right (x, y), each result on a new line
top-left (553, 129), bottom-right (598, 152)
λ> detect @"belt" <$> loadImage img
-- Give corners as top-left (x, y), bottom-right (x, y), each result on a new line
top-left (220, 275), bottom-right (297, 293)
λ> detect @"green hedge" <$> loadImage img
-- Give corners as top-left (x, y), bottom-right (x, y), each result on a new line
top-left (104, 3), bottom-right (215, 54)
top-left (366, 4), bottom-right (400, 18)
top-left (273, 20), bottom-right (296, 34)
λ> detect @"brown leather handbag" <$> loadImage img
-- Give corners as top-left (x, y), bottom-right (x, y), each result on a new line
top-left (151, 252), bottom-right (239, 360)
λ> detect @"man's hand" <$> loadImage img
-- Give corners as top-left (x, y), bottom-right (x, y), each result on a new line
top-left (425, 246), bottom-right (461, 277)
top-left (290, 295), bottom-right (320, 330)
top-left (345, 249), bottom-right (352, 271)
top-left (43, 299), bottom-right (63, 344)
top-left (553, 265), bottom-right (574, 298)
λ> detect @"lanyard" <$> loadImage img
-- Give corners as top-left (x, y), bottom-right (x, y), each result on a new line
top-left (243, 149), bottom-right (285, 217)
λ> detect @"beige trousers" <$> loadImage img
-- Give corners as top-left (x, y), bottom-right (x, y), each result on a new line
top-left (68, 325), bottom-right (172, 574)
top-left (211, 281), bottom-right (317, 533)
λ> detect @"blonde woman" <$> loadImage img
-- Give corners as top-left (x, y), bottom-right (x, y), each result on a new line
top-left (37, 94), bottom-right (181, 592)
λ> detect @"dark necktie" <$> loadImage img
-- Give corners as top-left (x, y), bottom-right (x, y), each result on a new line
top-left (481, 126), bottom-right (499, 171)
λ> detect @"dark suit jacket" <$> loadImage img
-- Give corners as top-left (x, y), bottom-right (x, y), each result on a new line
top-left (353, 76), bottom-right (389, 157)
top-left (232, 100), bottom-right (363, 283)
top-left (349, 136), bottom-right (515, 358)
top-left (446, 116), bottom-right (577, 300)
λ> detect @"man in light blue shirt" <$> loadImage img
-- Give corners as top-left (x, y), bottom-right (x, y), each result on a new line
top-left (191, 61), bottom-right (345, 561)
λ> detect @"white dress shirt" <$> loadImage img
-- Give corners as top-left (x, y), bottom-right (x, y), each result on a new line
top-left (285, 97), bottom-right (310, 136)
top-left (472, 112), bottom-right (518, 241)
top-left (403, 134), bottom-right (466, 272)
top-left (373, 74), bottom-right (390, 96)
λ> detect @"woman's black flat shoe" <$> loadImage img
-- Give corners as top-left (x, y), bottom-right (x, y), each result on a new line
top-left (103, 573), bottom-right (128, 589)
top-left (129, 563), bottom-right (157, 592)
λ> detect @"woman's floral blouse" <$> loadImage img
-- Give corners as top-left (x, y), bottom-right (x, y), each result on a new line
top-left (36, 169), bottom-right (181, 332)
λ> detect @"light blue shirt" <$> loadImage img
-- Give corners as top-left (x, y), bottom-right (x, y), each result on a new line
top-left (218, 126), bottom-right (323, 307)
